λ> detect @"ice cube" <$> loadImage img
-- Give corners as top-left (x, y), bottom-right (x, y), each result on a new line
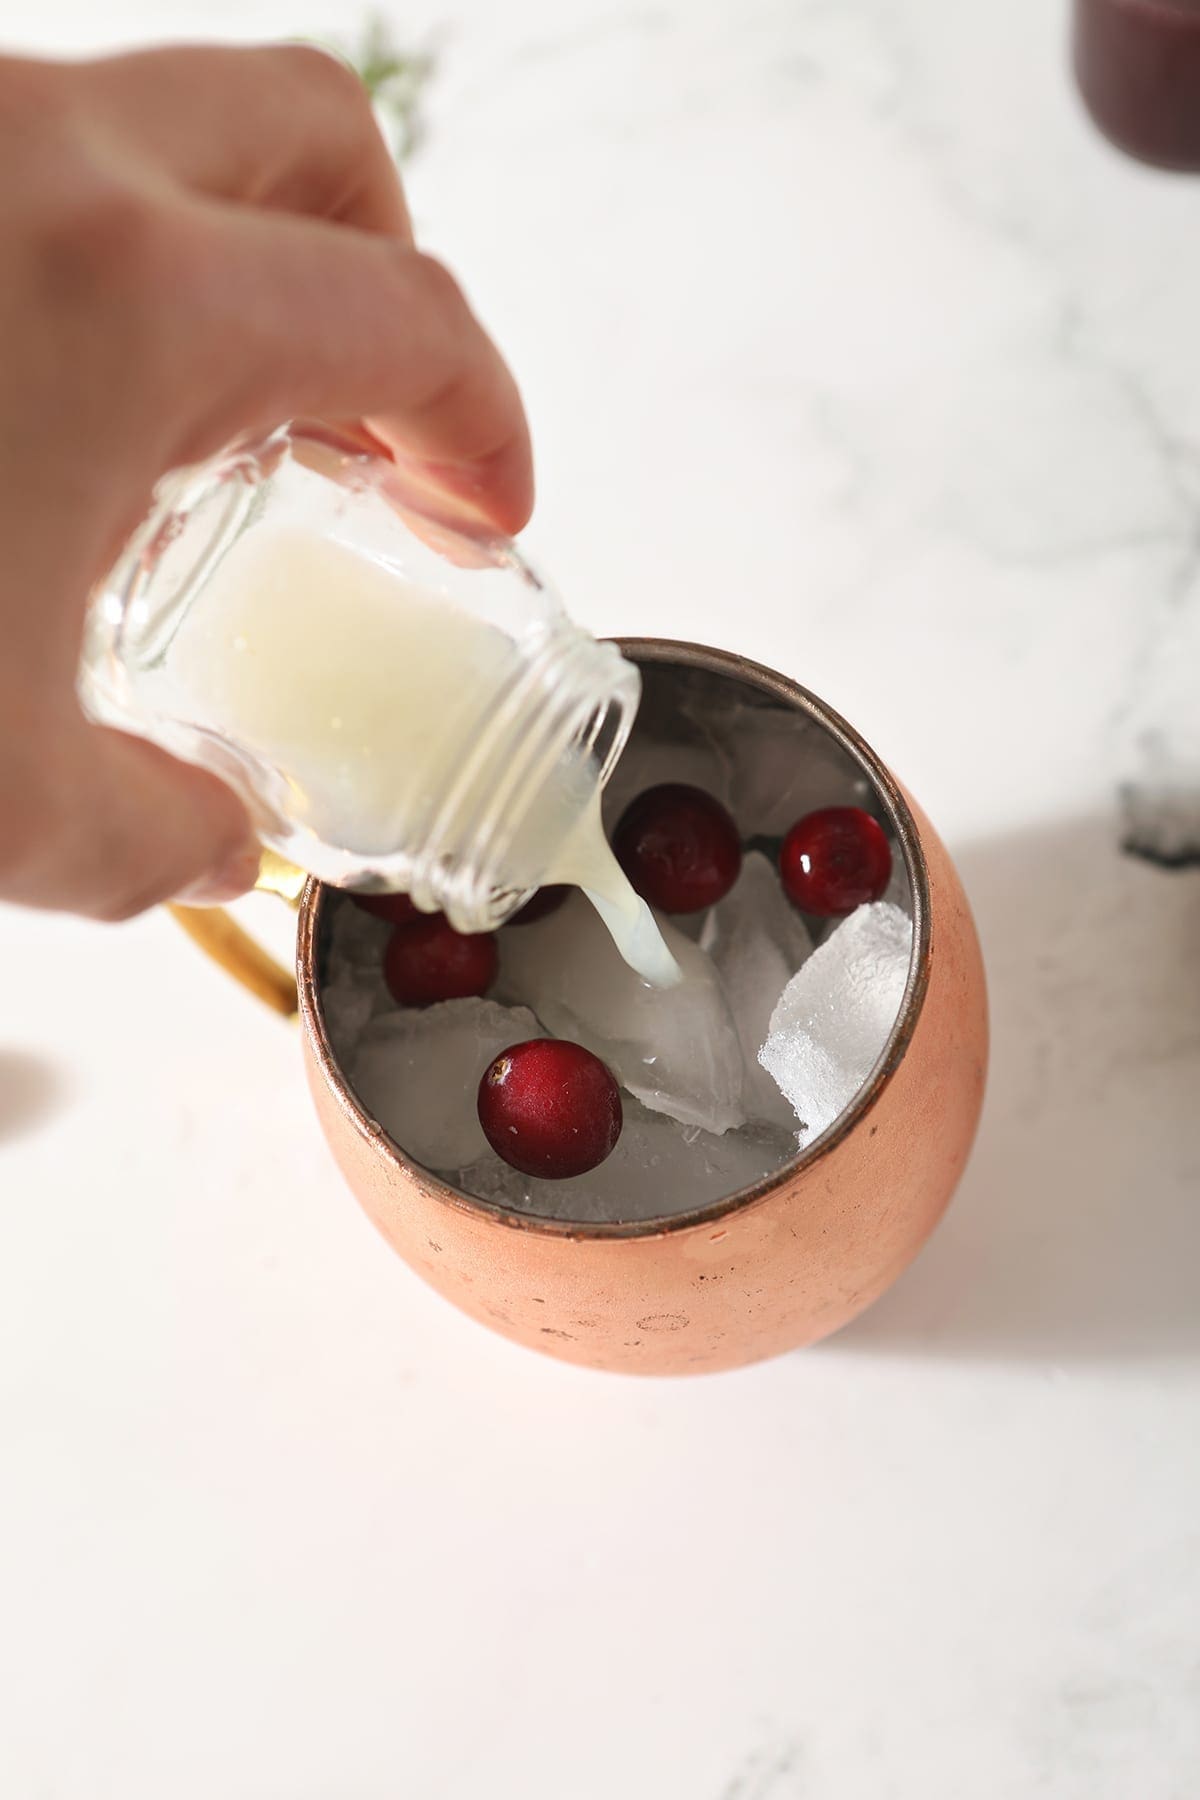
top-left (702, 852), bottom-right (814, 1128)
top-left (455, 1100), bottom-right (796, 1224)
top-left (328, 896), bottom-right (392, 972)
top-left (664, 906), bottom-right (711, 944)
top-left (321, 899), bottom-right (394, 1064)
top-left (321, 970), bottom-right (377, 1056)
top-left (881, 848), bottom-right (913, 917)
top-left (350, 999), bottom-right (544, 1171)
top-left (497, 892), bottom-right (746, 1134)
top-left (718, 706), bottom-right (872, 838)
top-left (759, 901), bottom-right (913, 1146)
top-left (602, 732), bottom-right (732, 833)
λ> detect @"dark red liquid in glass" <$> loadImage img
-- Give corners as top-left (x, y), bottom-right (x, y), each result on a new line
top-left (1074, 0), bottom-right (1200, 170)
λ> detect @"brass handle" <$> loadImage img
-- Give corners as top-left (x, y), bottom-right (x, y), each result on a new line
top-left (166, 850), bottom-right (305, 1018)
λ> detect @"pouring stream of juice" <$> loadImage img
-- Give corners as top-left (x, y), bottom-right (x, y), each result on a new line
top-left (168, 526), bottom-right (680, 988)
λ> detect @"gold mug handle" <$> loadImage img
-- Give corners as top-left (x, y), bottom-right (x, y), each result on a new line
top-left (166, 850), bottom-right (306, 1017)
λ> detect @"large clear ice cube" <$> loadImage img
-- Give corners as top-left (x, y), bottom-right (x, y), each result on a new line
top-left (881, 849), bottom-right (913, 917)
top-left (705, 704), bottom-right (872, 838)
top-left (350, 998), bottom-right (544, 1171)
top-left (327, 898), bottom-right (392, 972)
top-left (497, 892), bottom-right (746, 1134)
top-left (321, 901), bottom-right (393, 1061)
top-left (759, 900), bottom-right (913, 1146)
top-left (602, 733), bottom-right (733, 833)
top-left (701, 851), bottom-right (814, 1128)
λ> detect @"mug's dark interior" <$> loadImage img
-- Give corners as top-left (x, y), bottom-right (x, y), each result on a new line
top-left (313, 643), bottom-right (926, 1232)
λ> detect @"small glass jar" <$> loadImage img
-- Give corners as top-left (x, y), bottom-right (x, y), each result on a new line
top-left (80, 422), bottom-right (639, 932)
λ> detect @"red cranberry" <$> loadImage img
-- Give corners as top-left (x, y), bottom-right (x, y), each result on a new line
top-left (384, 915), bottom-right (498, 1007)
top-left (780, 806), bottom-right (891, 916)
top-left (613, 783), bottom-right (742, 913)
top-left (352, 890), bottom-right (420, 926)
top-left (477, 1039), bottom-right (622, 1179)
top-left (508, 885), bottom-right (570, 926)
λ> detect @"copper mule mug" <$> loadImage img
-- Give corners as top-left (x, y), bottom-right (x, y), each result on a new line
top-left (190, 640), bottom-right (985, 1376)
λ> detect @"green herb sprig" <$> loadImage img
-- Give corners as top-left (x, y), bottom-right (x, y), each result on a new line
top-left (327, 13), bottom-right (436, 163)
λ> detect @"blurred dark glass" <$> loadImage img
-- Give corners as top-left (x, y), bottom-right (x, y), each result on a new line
top-left (1074, 0), bottom-right (1200, 170)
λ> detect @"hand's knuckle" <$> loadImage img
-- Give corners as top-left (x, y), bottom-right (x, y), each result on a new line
top-left (35, 180), bottom-right (170, 309)
top-left (411, 252), bottom-right (468, 315)
top-left (269, 42), bottom-right (369, 111)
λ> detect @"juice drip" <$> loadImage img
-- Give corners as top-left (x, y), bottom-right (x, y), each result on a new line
top-left (545, 794), bottom-right (681, 989)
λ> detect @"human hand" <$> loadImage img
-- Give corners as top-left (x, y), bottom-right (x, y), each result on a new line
top-left (0, 43), bottom-right (533, 919)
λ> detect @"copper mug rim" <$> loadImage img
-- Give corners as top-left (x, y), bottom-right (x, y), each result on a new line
top-left (296, 637), bottom-right (934, 1243)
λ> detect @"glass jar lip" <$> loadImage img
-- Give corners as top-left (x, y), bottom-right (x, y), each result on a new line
top-left (301, 638), bottom-right (935, 1240)
top-left (406, 624), bottom-right (641, 932)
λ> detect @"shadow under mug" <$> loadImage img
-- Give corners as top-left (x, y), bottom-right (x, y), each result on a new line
top-left (189, 639), bottom-right (982, 1376)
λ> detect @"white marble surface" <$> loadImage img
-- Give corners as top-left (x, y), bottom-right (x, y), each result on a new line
top-left (2, 3), bottom-right (1199, 1795)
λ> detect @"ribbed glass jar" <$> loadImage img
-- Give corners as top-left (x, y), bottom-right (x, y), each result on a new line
top-left (80, 422), bottom-right (640, 931)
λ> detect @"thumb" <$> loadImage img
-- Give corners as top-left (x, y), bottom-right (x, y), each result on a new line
top-left (15, 721), bottom-right (260, 920)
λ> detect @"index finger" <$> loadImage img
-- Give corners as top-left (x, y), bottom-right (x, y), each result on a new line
top-left (164, 202), bottom-right (534, 533)
top-left (73, 42), bottom-right (413, 239)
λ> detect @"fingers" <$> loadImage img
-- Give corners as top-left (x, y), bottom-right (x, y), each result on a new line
top-left (73, 43), bottom-right (412, 238)
top-left (164, 206), bottom-right (534, 532)
top-left (0, 44), bottom-right (533, 927)
top-left (2, 717), bottom-right (260, 919)
top-left (47, 44), bottom-right (533, 531)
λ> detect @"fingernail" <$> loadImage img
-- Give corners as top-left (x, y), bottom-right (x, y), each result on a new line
top-left (174, 842), bottom-right (263, 907)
